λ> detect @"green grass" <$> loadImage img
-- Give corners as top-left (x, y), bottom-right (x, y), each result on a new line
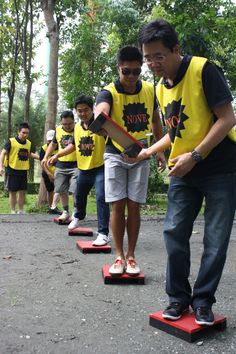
top-left (0, 191), bottom-right (168, 215)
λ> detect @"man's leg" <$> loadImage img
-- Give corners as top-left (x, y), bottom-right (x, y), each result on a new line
top-left (125, 159), bottom-right (150, 274)
top-left (54, 168), bottom-right (70, 218)
top-left (94, 167), bottom-right (110, 237)
top-left (126, 199), bottom-right (140, 258)
top-left (164, 177), bottom-right (203, 306)
top-left (192, 173), bottom-right (236, 310)
top-left (51, 192), bottom-right (60, 209)
top-left (74, 171), bottom-right (93, 220)
top-left (68, 168), bottom-right (78, 214)
top-left (104, 153), bottom-right (127, 274)
top-left (9, 191), bottom-right (17, 212)
top-left (161, 176), bottom-right (203, 320)
top-left (60, 193), bottom-right (69, 211)
top-left (111, 199), bottom-right (126, 259)
top-left (68, 170), bottom-right (94, 230)
top-left (48, 191), bottom-right (53, 206)
top-left (18, 190), bottom-right (25, 212)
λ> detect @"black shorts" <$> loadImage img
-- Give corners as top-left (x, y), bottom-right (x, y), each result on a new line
top-left (42, 173), bottom-right (54, 192)
top-left (7, 174), bottom-right (27, 192)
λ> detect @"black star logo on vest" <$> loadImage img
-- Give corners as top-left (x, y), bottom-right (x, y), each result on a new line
top-left (18, 148), bottom-right (29, 161)
top-left (60, 135), bottom-right (73, 149)
top-left (164, 99), bottom-right (189, 143)
top-left (123, 103), bottom-right (149, 133)
top-left (78, 136), bottom-right (94, 156)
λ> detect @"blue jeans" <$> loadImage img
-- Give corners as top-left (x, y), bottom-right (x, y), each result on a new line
top-left (164, 173), bottom-right (236, 309)
top-left (74, 166), bottom-right (110, 236)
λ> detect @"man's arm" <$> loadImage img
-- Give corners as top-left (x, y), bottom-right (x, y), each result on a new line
top-left (151, 109), bottom-right (166, 171)
top-left (194, 102), bottom-right (236, 157)
top-left (95, 101), bottom-right (111, 117)
top-left (48, 143), bottom-right (75, 166)
top-left (30, 152), bottom-right (39, 160)
top-left (41, 141), bottom-right (57, 167)
top-left (0, 148), bottom-right (7, 175)
top-left (125, 133), bottom-right (171, 163)
top-left (168, 101), bottom-right (236, 177)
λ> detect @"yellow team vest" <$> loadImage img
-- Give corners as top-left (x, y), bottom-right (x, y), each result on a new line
top-left (3, 155), bottom-right (8, 167)
top-left (74, 122), bottom-right (105, 170)
top-left (156, 56), bottom-right (236, 166)
top-left (104, 80), bottom-right (155, 152)
top-left (56, 126), bottom-right (77, 162)
top-left (42, 143), bottom-right (57, 174)
top-left (8, 137), bottom-right (31, 170)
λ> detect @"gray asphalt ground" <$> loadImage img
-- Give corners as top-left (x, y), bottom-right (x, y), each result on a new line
top-left (0, 213), bottom-right (236, 354)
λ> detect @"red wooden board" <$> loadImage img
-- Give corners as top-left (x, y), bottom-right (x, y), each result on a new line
top-left (76, 240), bottom-right (111, 253)
top-left (102, 264), bottom-right (145, 284)
top-left (149, 310), bottom-right (227, 342)
top-left (68, 227), bottom-right (94, 236)
top-left (53, 217), bottom-right (72, 225)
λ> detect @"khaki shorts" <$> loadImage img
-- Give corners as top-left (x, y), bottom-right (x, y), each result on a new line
top-left (104, 153), bottom-right (150, 203)
top-left (54, 167), bottom-right (77, 194)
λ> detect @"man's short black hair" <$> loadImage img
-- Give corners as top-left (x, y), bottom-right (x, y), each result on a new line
top-left (117, 45), bottom-right (143, 65)
top-left (74, 94), bottom-right (93, 109)
top-left (139, 19), bottom-right (179, 51)
top-left (60, 110), bottom-right (74, 120)
top-left (18, 122), bottom-right (30, 131)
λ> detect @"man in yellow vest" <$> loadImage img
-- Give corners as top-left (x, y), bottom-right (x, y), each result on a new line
top-left (39, 129), bottom-right (61, 214)
top-left (95, 45), bottom-right (165, 276)
top-left (48, 95), bottom-right (110, 246)
top-left (41, 110), bottom-right (77, 222)
top-left (0, 122), bottom-right (38, 214)
top-left (137, 19), bottom-right (236, 325)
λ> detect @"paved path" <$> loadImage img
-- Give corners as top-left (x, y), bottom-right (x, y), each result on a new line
top-left (0, 214), bottom-right (235, 354)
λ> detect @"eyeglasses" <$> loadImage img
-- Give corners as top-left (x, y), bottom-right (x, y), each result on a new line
top-left (121, 67), bottom-right (142, 76)
top-left (144, 54), bottom-right (168, 65)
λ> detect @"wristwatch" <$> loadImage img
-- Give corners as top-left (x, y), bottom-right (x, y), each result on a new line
top-left (191, 149), bottom-right (203, 163)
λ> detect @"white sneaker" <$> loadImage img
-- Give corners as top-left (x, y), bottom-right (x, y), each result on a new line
top-left (68, 217), bottom-right (80, 230)
top-left (126, 257), bottom-right (140, 276)
top-left (11, 210), bottom-right (16, 214)
top-left (58, 210), bottom-right (70, 222)
top-left (17, 210), bottom-right (26, 214)
top-left (92, 233), bottom-right (110, 246)
top-left (109, 257), bottom-right (126, 276)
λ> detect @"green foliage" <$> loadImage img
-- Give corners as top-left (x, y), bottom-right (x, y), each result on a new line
top-left (60, 0), bottom-right (154, 106)
top-left (147, 157), bottom-right (167, 199)
top-left (151, 0), bottom-right (236, 94)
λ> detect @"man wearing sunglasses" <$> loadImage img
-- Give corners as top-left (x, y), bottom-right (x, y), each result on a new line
top-left (95, 45), bottom-right (165, 276)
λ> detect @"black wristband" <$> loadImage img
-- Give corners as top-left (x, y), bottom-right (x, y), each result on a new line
top-left (191, 149), bottom-right (203, 163)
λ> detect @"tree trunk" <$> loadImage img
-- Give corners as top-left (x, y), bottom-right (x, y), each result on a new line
top-left (7, 0), bottom-right (22, 138)
top-left (38, 0), bottom-right (59, 206)
top-left (41, 0), bottom-right (59, 139)
top-left (22, 0), bottom-right (33, 122)
top-left (37, 178), bottom-right (48, 207)
top-left (7, 76), bottom-right (16, 138)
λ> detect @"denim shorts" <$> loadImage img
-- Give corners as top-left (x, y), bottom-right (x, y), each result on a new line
top-left (104, 153), bottom-right (150, 203)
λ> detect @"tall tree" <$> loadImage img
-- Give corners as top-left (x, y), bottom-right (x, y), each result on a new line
top-left (21, 0), bottom-right (34, 122)
top-left (152, 0), bottom-right (236, 93)
top-left (60, 0), bottom-right (145, 107)
top-left (40, 0), bottom-right (59, 137)
top-left (6, 0), bottom-right (24, 138)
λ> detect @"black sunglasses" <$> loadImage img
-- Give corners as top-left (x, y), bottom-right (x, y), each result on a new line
top-left (121, 68), bottom-right (142, 76)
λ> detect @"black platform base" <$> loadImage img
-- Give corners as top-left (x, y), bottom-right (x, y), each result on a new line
top-left (102, 265), bottom-right (145, 284)
top-left (149, 310), bottom-right (227, 343)
top-left (68, 227), bottom-right (94, 236)
top-left (76, 240), bottom-right (111, 253)
top-left (53, 217), bottom-right (72, 225)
